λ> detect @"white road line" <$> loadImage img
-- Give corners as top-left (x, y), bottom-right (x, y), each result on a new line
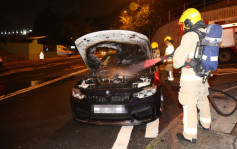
top-left (0, 68), bottom-right (88, 101)
top-left (0, 59), bottom-right (81, 77)
top-left (217, 68), bottom-right (237, 71)
top-left (215, 72), bottom-right (237, 75)
top-left (145, 119), bottom-right (159, 138)
top-left (112, 126), bottom-right (133, 149)
top-left (223, 86), bottom-right (237, 92)
top-left (212, 85), bottom-right (237, 96)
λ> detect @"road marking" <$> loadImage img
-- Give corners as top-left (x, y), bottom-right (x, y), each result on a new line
top-left (217, 68), bottom-right (237, 71)
top-left (0, 59), bottom-right (81, 77)
top-left (215, 72), bottom-right (237, 75)
top-left (145, 119), bottom-right (159, 138)
top-left (0, 68), bottom-right (88, 101)
top-left (112, 126), bottom-right (133, 149)
top-left (223, 86), bottom-right (237, 92)
top-left (214, 68), bottom-right (237, 76)
top-left (212, 85), bottom-right (237, 96)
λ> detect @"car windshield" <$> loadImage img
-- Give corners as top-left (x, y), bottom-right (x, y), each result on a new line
top-left (86, 42), bottom-right (148, 70)
top-left (101, 54), bottom-right (118, 67)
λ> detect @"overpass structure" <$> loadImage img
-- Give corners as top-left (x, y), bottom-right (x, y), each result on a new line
top-left (153, 5), bottom-right (237, 57)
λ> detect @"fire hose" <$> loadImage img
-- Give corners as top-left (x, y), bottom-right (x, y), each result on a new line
top-left (208, 87), bottom-right (237, 117)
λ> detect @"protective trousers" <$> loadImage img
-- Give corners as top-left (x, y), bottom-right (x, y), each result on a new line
top-left (165, 63), bottom-right (174, 81)
top-left (178, 80), bottom-right (211, 141)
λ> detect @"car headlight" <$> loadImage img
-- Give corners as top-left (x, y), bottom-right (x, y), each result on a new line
top-left (133, 84), bottom-right (157, 99)
top-left (72, 88), bottom-right (86, 99)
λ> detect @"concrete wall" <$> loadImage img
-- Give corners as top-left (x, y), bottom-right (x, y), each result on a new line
top-left (0, 39), bottom-right (44, 60)
top-left (0, 42), bottom-right (29, 57)
top-left (152, 5), bottom-right (237, 55)
top-left (152, 20), bottom-right (181, 55)
top-left (29, 39), bottom-right (43, 60)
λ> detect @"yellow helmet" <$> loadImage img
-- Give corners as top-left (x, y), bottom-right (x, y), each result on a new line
top-left (179, 8), bottom-right (202, 29)
top-left (164, 36), bottom-right (172, 43)
top-left (151, 42), bottom-right (158, 49)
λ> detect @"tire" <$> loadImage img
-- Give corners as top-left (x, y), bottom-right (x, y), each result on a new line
top-left (159, 88), bottom-right (164, 113)
top-left (71, 98), bottom-right (78, 121)
top-left (219, 49), bottom-right (232, 63)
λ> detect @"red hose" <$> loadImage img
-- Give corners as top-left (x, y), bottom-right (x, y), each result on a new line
top-left (144, 57), bottom-right (162, 69)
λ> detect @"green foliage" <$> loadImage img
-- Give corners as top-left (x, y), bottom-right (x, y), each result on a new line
top-left (119, 4), bottom-right (151, 35)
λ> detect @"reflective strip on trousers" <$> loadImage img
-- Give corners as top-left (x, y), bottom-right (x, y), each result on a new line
top-left (184, 128), bottom-right (197, 135)
top-left (168, 71), bottom-right (174, 81)
top-left (167, 58), bottom-right (173, 62)
top-left (180, 74), bottom-right (202, 81)
top-left (200, 117), bottom-right (211, 124)
top-left (183, 105), bottom-right (197, 135)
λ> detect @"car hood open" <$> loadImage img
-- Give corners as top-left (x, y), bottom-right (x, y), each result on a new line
top-left (75, 30), bottom-right (153, 70)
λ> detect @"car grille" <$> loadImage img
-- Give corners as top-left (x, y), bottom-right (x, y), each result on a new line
top-left (110, 95), bottom-right (130, 103)
top-left (87, 96), bottom-right (107, 103)
top-left (87, 94), bottom-right (131, 104)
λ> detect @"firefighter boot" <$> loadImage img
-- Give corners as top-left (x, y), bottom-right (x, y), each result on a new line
top-left (199, 120), bottom-right (211, 131)
top-left (177, 132), bottom-right (197, 143)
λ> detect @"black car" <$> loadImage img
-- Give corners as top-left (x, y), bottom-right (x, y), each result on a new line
top-left (71, 30), bottom-right (163, 125)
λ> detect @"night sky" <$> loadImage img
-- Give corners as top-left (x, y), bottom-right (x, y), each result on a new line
top-left (0, 0), bottom-right (134, 30)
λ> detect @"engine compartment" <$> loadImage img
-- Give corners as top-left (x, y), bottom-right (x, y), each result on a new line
top-left (78, 73), bottom-right (152, 89)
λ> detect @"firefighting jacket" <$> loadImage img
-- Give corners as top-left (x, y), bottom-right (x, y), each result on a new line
top-left (173, 28), bottom-right (206, 82)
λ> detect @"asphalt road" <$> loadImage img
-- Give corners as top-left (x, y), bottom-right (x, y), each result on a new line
top-left (0, 58), bottom-right (236, 149)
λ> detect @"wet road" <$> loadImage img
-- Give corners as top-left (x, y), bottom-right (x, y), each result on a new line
top-left (0, 58), bottom-right (236, 149)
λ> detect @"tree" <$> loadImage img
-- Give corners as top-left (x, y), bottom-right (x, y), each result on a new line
top-left (119, 3), bottom-right (150, 35)
top-left (32, 8), bottom-right (60, 44)
top-left (59, 13), bottom-right (92, 45)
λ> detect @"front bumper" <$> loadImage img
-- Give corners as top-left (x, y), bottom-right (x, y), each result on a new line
top-left (71, 92), bottom-right (162, 126)
top-left (73, 117), bottom-right (155, 126)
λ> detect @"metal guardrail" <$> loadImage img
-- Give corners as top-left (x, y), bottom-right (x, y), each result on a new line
top-left (168, 0), bottom-right (235, 21)
top-left (202, 5), bottom-right (237, 22)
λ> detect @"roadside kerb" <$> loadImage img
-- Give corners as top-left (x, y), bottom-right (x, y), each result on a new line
top-left (146, 113), bottom-right (237, 149)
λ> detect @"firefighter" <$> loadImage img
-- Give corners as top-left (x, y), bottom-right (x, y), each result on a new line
top-left (163, 36), bottom-right (174, 82)
top-left (151, 42), bottom-right (160, 58)
top-left (173, 8), bottom-right (211, 143)
top-left (151, 42), bottom-right (161, 81)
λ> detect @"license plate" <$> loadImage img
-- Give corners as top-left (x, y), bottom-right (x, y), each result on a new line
top-left (93, 105), bottom-right (126, 114)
